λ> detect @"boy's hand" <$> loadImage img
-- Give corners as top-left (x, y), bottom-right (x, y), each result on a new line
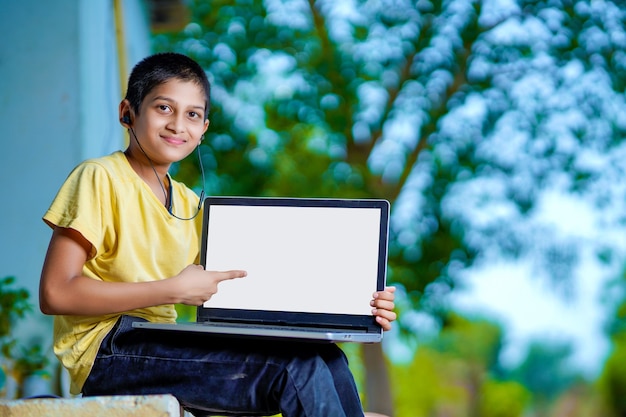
top-left (172, 264), bottom-right (247, 306)
top-left (371, 286), bottom-right (397, 331)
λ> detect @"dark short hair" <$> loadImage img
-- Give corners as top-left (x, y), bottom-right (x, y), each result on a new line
top-left (125, 52), bottom-right (211, 118)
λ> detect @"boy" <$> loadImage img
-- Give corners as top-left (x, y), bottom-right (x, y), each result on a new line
top-left (39, 52), bottom-right (396, 416)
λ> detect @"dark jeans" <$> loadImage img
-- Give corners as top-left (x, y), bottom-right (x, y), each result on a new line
top-left (82, 316), bottom-right (364, 417)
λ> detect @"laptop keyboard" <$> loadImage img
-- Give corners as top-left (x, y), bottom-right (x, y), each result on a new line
top-left (202, 321), bottom-right (368, 333)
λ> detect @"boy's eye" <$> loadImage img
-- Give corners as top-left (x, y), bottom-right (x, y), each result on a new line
top-left (188, 111), bottom-right (204, 120)
top-left (158, 104), bottom-right (172, 112)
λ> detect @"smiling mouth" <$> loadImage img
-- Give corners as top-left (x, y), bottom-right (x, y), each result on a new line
top-left (163, 136), bottom-right (187, 145)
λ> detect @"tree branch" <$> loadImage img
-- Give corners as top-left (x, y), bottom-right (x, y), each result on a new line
top-left (307, 0), bottom-right (356, 149)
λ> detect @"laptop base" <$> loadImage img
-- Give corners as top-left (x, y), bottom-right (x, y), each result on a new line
top-left (132, 321), bottom-right (382, 344)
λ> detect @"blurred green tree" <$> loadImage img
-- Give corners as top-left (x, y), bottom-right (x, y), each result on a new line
top-left (432, 313), bottom-right (506, 417)
top-left (155, 0), bottom-right (626, 413)
top-left (391, 312), bottom-right (531, 417)
top-left (599, 287), bottom-right (626, 416)
top-left (506, 340), bottom-right (582, 416)
top-left (479, 379), bottom-right (530, 417)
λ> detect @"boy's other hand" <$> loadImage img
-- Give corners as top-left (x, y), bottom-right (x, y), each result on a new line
top-left (371, 286), bottom-right (397, 331)
top-left (172, 264), bottom-right (247, 306)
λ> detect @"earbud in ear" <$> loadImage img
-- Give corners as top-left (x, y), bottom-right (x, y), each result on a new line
top-left (121, 113), bottom-right (131, 125)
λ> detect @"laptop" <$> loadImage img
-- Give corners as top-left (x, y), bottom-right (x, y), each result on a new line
top-left (132, 196), bottom-right (390, 343)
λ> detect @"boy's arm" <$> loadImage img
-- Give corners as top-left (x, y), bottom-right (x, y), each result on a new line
top-left (39, 227), bottom-right (246, 316)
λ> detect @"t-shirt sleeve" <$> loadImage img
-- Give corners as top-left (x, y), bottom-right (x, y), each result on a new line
top-left (43, 161), bottom-right (113, 259)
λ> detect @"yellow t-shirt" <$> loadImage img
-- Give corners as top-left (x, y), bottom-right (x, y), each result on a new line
top-left (42, 151), bottom-right (203, 395)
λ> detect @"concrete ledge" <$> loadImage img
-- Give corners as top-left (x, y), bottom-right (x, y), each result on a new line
top-left (0, 394), bottom-right (184, 417)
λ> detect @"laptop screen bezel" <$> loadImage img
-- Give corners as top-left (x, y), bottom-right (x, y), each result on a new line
top-left (197, 196), bottom-right (390, 334)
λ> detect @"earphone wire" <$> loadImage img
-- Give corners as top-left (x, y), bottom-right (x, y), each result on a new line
top-left (129, 127), bottom-right (204, 221)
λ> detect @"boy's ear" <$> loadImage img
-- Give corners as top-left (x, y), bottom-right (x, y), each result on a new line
top-left (119, 100), bottom-right (133, 127)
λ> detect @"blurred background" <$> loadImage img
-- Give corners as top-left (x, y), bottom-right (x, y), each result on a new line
top-left (1, 0), bottom-right (626, 416)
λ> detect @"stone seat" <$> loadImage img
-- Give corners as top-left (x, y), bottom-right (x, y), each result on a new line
top-left (0, 394), bottom-right (187, 417)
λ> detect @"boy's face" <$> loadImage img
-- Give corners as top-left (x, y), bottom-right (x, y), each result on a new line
top-left (127, 79), bottom-right (209, 166)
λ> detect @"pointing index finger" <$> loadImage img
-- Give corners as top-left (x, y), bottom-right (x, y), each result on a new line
top-left (216, 270), bottom-right (247, 282)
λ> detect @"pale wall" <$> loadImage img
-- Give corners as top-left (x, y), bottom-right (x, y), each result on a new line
top-left (0, 0), bottom-right (151, 360)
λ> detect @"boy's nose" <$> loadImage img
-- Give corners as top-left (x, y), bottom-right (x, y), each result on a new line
top-left (167, 115), bottom-right (186, 133)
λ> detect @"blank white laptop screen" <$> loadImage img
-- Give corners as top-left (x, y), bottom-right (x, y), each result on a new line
top-left (202, 203), bottom-right (383, 316)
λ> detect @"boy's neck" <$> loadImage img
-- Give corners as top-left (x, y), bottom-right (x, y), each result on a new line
top-left (123, 149), bottom-right (170, 207)
top-left (124, 148), bottom-right (169, 178)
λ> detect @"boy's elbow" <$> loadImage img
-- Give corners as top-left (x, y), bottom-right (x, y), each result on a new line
top-left (39, 298), bottom-right (55, 315)
top-left (39, 286), bottom-right (62, 315)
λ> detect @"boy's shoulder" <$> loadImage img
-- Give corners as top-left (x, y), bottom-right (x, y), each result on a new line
top-left (74, 151), bottom-right (127, 175)
top-left (64, 151), bottom-right (132, 187)
top-left (83, 151), bottom-right (125, 167)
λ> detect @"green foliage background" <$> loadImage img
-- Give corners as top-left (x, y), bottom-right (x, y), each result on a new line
top-left (160, 0), bottom-right (626, 415)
